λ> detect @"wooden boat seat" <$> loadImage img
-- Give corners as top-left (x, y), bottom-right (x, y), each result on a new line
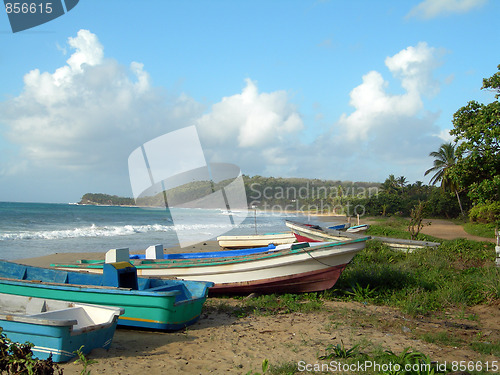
top-left (28, 307), bottom-right (95, 330)
top-left (26, 298), bottom-right (48, 314)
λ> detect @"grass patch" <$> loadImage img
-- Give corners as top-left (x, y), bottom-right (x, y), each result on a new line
top-left (366, 222), bottom-right (439, 242)
top-left (267, 361), bottom-right (298, 375)
top-left (207, 293), bottom-right (324, 317)
top-left (470, 341), bottom-right (500, 356)
top-left (323, 236), bottom-right (499, 315)
top-left (420, 331), bottom-right (464, 347)
top-left (463, 222), bottom-right (497, 238)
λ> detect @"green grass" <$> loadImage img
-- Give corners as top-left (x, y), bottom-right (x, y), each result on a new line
top-left (470, 341), bottom-right (500, 357)
top-left (212, 225), bottom-right (498, 318)
top-left (325, 228), bottom-right (499, 315)
top-left (463, 222), bottom-right (498, 238)
top-left (210, 218), bottom-right (499, 374)
top-left (366, 222), bottom-right (439, 242)
top-left (420, 331), bottom-right (464, 347)
top-left (207, 293), bottom-right (324, 317)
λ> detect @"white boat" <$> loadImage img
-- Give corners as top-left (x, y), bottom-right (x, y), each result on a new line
top-left (345, 224), bottom-right (369, 233)
top-left (286, 220), bottom-right (354, 242)
top-left (286, 220), bottom-right (440, 252)
top-left (53, 237), bottom-right (370, 294)
top-left (217, 232), bottom-right (296, 248)
top-left (0, 293), bottom-right (123, 362)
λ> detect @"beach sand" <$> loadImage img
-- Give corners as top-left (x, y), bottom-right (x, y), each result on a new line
top-left (15, 218), bottom-right (499, 374)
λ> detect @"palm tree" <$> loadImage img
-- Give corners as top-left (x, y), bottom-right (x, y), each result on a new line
top-left (381, 174), bottom-right (399, 194)
top-left (424, 142), bottom-right (464, 218)
top-left (397, 176), bottom-right (408, 189)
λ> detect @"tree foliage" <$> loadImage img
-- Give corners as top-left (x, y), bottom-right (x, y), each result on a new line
top-left (424, 142), bottom-right (457, 188)
top-left (449, 65), bottom-right (500, 205)
top-left (424, 142), bottom-right (465, 218)
top-left (79, 193), bottom-right (135, 206)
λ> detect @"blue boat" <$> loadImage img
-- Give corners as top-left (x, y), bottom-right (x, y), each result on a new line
top-left (0, 293), bottom-right (123, 362)
top-left (0, 260), bottom-right (213, 330)
top-left (127, 243), bottom-right (283, 260)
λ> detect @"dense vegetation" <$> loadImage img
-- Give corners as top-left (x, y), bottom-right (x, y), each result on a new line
top-left (79, 193), bottom-right (135, 206)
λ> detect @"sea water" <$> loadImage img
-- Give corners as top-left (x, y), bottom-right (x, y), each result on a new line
top-left (0, 201), bottom-right (304, 260)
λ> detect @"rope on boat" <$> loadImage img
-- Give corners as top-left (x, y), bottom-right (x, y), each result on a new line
top-left (299, 246), bottom-right (337, 268)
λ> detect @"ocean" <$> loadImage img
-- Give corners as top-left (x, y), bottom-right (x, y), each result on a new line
top-left (0, 201), bottom-right (308, 260)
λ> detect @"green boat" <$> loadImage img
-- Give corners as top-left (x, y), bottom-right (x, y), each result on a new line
top-left (0, 260), bottom-right (213, 330)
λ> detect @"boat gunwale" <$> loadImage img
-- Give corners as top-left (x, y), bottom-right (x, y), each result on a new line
top-left (0, 276), bottom-right (187, 297)
top-left (53, 237), bottom-right (370, 270)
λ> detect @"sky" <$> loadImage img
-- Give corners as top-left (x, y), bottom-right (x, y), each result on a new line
top-left (0, 0), bottom-right (499, 203)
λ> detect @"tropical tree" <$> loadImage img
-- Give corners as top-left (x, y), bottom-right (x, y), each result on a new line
top-left (397, 176), bottom-right (408, 189)
top-left (424, 142), bottom-right (465, 217)
top-left (448, 65), bottom-right (500, 205)
top-left (381, 174), bottom-right (399, 194)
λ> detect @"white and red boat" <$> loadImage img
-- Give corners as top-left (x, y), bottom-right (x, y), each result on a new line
top-left (53, 237), bottom-right (370, 294)
top-left (286, 220), bottom-right (439, 252)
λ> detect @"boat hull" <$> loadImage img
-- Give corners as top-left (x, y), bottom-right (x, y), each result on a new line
top-left (0, 294), bottom-right (122, 362)
top-left (286, 221), bottom-right (349, 242)
top-left (56, 239), bottom-right (370, 294)
top-left (0, 261), bottom-right (212, 330)
top-left (208, 264), bottom-right (348, 294)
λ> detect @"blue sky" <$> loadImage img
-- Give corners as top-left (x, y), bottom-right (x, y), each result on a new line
top-left (1, 0), bottom-right (499, 203)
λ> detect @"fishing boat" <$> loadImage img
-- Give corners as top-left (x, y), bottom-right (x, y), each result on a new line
top-left (286, 220), bottom-right (355, 242)
top-left (286, 220), bottom-right (439, 252)
top-left (0, 260), bottom-right (213, 330)
top-left (327, 223), bottom-right (369, 233)
top-left (216, 232), bottom-right (296, 249)
top-left (345, 224), bottom-right (369, 233)
top-left (327, 223), bottom-right (351, 230)
top-left (129, 243), bottom-right (292, 259)
top-left (53, 237), bottom-right (370, 294)
top-left (0, 293), bottom-right (123, 362)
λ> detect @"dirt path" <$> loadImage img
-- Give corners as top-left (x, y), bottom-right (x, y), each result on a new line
top-left (420, 219), bottom-right (496, 243)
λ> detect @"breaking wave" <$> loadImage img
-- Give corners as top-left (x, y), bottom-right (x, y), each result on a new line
top-left (0, 221), bottom-right (267, 241)
top-left (0, 224), bottom-right (176, 241)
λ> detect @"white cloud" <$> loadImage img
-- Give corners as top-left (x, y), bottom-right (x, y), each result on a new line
top-left (1, 29), bottom-right (203, 175)
top-left (0, 29), bottom-right (306, 199)
top-left (407, 0), bottom-right (488, 19)
top-left (196, 78), bottom-right (303, 165)
top-left (0, 29), bottom-right (448, 201)
top-left (436, 128), bottom-right (454, 142)
top-left (336, 42), bottom-right (440, 142)
top-left (385, 42), bottom-right (441, 96)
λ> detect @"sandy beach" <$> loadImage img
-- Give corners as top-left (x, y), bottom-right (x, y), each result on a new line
top-left (14, 219), bottom-right (499, 374)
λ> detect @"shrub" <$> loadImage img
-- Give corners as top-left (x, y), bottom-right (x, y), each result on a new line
top-left (468, 201), bottom-right (500, 224)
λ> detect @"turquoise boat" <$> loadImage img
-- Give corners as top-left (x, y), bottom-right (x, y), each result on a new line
top-left (0, 293), bottom-right (123, 362)
top-left (0, 260), bottom-right (213, 330)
